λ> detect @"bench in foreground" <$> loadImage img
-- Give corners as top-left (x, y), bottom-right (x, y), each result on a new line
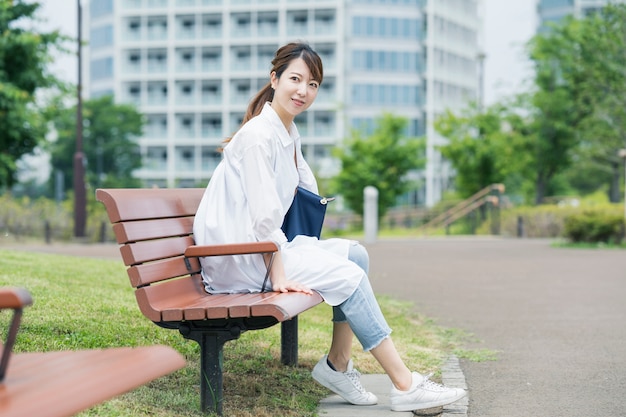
top-left (0, 287), bottom-right (185, 417)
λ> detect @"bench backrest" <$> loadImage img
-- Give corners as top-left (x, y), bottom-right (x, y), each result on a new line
top-left (97, 188), bottom-right (204, 283)
top-left (96, 188), bottom-right (207, 321)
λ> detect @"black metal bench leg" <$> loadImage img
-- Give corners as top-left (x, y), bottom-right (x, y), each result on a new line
top-left (281, 316), bottom-right (298, 366)
top-left (180, 326), bottom-right (242, 416)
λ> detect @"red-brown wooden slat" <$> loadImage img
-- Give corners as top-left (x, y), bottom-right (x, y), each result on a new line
top-left (127, 257), bottom-right (199, 287)
top-left (250, 292), bottom-right (323, 321)
top-left (120, 236), bottom-right (195, 266)
top-left (184, 242), bottom-right (278, 258)
top-left (112, 217), bottom-right (195, 244)
top-left (96, 188), bottom-right (204, 223)
top-left (134, 276), bottom-right (213, 322)
top-left (227, 292), bottom-right (279, 318)
top-left (0, 346), bottom-right (185, 417)
top-left (182, 293), bottom-right (234, 320)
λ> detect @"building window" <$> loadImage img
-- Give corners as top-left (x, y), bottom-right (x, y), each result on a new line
top-left (147, 17), bottom-right (167, 40)
top-left (91, 57), bottom-right (114, 80)
top-left (231, 13), bottom-right (251, 37)
top-left (90, 25), bottom-right (113, 48)
top-left (201, 147), bottom-right (222, 171)
top-left (201, 81), bottom-right (222, 104)
top-left (146, 147), bottom-right (167, 170)
top-left (201, 115), bottom-right (222, 138)
top-left (175, 147), bottom-right (195, 171)
top-left (147, 49), bottom-right (167, 73)
top-left (177, 15), bottom-right (196, 39)
top-left (202, 14), bottom-right (222, 38)
top-left (91, 0), bottom-right (113, 18)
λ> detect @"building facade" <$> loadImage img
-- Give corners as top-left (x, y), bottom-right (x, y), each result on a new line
top-left (85, 0), bottom-right (482, 206)
top-left (538, 0), bottom-right (626, 30)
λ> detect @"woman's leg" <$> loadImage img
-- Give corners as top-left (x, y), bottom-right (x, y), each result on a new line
top-left (337, 270), bottom-right (466, 411)
top-left (327, 242), bottom-right (369, 371)
top-left (337, 273), bottom-right (413, 389)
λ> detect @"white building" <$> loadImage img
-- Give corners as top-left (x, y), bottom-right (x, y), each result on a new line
top-left (85, 0), bottom-right (482, 206)
top-left (538, 0), bottom-right (626, 30)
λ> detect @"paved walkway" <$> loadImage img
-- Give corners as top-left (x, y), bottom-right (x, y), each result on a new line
top-left (365, 237), bottom-right (626, 417)
top-left (4, 237), bottom-right (626, 416)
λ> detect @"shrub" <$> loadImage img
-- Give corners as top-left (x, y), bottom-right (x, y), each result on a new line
top-left (563, 210), bottom-right (625, 244)
top-left (0, 192), bottom-right (111, 243)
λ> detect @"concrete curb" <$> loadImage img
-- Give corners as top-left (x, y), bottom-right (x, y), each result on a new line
top-left (440, 355), bottom-right (468, 417)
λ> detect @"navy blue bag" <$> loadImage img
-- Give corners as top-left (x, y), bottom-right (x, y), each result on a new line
top-left (281, 186), bottom-right (333, 241)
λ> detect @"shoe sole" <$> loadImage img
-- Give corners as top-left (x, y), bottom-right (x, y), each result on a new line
top-left (390, 390), bottom-right (466, 412)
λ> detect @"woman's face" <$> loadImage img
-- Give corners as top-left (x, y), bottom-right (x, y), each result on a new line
top-left (270, 57), bottom-right (320, 128)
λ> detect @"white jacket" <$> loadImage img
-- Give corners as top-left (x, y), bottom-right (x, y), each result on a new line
top-left (193, 103), bottom-right (363, 306)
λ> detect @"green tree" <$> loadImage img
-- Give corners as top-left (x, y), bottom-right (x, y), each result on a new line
top-left (530, 4), bottom-right (626, 202)
top-left (435, 101), bottom-right (529, 200)
top-left (0, 1), bottom-right (66, 188)
top-left (332, 113), bottom-right (425, 219)
top-left (48, 95), bottom-right (144, 193)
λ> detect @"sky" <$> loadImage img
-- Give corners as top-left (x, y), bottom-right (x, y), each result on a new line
top-left (37, 0), bottom-right (538, 106)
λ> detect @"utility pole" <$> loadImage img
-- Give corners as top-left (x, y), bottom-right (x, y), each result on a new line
top-left (73, 0), bottom-right (86, 238)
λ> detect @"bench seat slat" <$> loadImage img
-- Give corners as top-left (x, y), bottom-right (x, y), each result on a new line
top-left (112, 217), bottom-right (195, 244)
top-left (250, 292), bottom-right (323, 321)
top-left (134, 276), bottom-right (323, 323)
top-left (135, 276), bottom-right (207, 322)
top-left (96, 188), bottom-right (205, 223)
top-left (0, 346), bottom-right (185, 417)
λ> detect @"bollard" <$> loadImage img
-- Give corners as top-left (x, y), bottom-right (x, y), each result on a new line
top-left (517, 216), bottom-right (525, 238)
top-left (364, 186), bottom-right (378, 244)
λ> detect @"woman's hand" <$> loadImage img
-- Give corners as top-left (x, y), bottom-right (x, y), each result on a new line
top-left (264, 250), bottom-right (313, 295)
top-left (272, 279), bottom-right (313, 295)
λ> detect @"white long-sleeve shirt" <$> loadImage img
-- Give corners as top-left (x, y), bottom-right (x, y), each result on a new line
top-left (193, 103), bottom-right (363, 306)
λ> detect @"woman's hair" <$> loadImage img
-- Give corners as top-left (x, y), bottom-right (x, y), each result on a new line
top-left (223, 42), bottom-right (323, 145)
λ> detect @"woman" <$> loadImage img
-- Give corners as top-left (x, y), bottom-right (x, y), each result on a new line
top-left (193, 42), bottom-right (466, 412)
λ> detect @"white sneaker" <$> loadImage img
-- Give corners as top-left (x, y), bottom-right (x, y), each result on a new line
top-left (311, 355), bottom-right (378, 405)
top-left (390, 372), bottom-right (466, 412)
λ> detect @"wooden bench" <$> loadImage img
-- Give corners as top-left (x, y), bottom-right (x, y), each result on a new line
top-left (96, 188), bottom-right (324, 415)
top-left (0, 287), bottom-right (185, 417)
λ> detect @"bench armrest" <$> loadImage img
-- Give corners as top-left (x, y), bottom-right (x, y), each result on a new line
top-left (184, 241), bottom-right (279, 293)
top-left (0, 287), bottom-right (33, 382)
top-left (0, 287), bottom-right (33, 309)
top-left (184, 241), bottom-right (278, 258)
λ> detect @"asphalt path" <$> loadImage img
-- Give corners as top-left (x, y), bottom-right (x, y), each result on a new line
top-left (364, 237), bottom-right (626, 417)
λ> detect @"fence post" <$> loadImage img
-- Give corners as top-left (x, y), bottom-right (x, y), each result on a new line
top-left (44, 221), bottom-right (51, 244)
top-left (517, 216), bottom-right (525, 238)
top-left (99, 221), bottom-right (107, 243)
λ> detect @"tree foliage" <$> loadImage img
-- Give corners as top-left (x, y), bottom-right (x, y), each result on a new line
top-left (435, 102), bottom-right (529, 200)
top-left (530, 4), bottom-right (626, 202)
top-left (437, 4), bottom-right (626, 205)
top-left (47, 95), bottom-right (145, 193)
top-left (0, 1), bottom-right (66, 188)
top-left (332, 114), bottom-right (425, 219)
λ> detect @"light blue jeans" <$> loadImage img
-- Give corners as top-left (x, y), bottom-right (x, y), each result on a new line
top-left (332, 242), bottom-right (392, 351)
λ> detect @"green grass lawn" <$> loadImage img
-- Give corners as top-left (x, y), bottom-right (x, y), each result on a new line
top-left (0, 249), bottom-right (481, 417)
